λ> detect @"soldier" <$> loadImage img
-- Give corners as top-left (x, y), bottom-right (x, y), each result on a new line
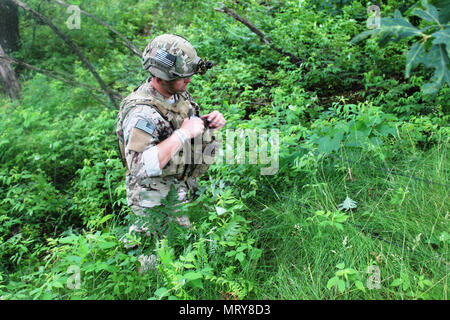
top-left (116, 34), bottom-right (225, 254)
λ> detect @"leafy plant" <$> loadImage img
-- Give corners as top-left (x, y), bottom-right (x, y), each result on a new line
top-left (352, 0), bottom-right (450, 94)
top-left (327, 262), bottom-right (366, 294)
top-left (1, 0), bottom-right (447, 301)
top-left (129, 185), bottom-right (188, 240)
top-left (391, 271), bottom-right (433, 299)
top-left (306, 210), bottom-right (350, 231)
top-left (308, 103), bottom-right (399, 157)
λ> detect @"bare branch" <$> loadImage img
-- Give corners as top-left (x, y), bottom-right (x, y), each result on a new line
top-left (214, 3), bottom-right (270, 44)
top-left (52, 0), bottom-right (142, 57)
top-left (214, 3), bottom-right (302, 65)
top-left (10, 0), bottom-right (121, 108)
top-left (0, 54), bottom-right (122, 104)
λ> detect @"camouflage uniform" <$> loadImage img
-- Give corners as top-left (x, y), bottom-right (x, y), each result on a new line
top-left (116, 78), bottom-right (218, 240)
top-left (116, 34), bottom-right (216, 246)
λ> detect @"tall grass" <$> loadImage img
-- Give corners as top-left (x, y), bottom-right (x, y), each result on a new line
top-left (241, 142), bottom-right (448, 299)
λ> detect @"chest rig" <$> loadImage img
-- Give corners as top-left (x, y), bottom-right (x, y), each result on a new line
top-left (116, 81), bottom-right (216, 180)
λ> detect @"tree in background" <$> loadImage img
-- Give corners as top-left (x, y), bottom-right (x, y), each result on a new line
top-left (0, 44), bottom-right (21, 99)
top-left (0, 0), bottom-right (21, 99)
top-left (0, 0), bottom-right (20, 53)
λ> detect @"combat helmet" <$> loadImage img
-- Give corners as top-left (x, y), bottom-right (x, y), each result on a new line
top-left (142, 34), bottom-right (212, 81)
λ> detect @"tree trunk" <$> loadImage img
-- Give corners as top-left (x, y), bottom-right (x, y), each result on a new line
top-left (0, 0), bottom-right (20, 53)
top-left (0, 43), bottom-right (21, 99)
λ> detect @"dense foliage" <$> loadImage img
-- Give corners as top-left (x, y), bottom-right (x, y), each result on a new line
top-left (0, 0), bottom-right (448, 300)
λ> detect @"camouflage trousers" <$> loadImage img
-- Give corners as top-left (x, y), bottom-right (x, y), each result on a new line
top-left (120, 204), bottom-right (192, 249)
top-left (119, 205), bottom-right (193, 273)
top-left (120, 176), bottom-right (199, 249)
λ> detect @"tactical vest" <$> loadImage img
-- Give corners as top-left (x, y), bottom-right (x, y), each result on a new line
top-left (116, 81), bottom-right (217, 181)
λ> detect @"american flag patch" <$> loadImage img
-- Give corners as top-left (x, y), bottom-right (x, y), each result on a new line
top-left (155, 48), bottom-right (176, 67)
top-left (135, 119), bottom-right (156, 136)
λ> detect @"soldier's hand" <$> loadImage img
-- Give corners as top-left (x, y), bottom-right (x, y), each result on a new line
top-left (179, 117), bottom-right (205, 139)
top-left (201, 111), bottom-right (226, 129)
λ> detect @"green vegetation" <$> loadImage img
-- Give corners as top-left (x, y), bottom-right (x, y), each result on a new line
top-left (0, 0), bottom-right (448, 300)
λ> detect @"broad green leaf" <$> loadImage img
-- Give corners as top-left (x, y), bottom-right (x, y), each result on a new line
top-left (124, 287), bottom-right (133, 294)
top-left (337, 279), bottom-right (346, 293)
top-left (97, 241), bottom-right (116, 249)
top-left (345, 127), bottom-right (370, 148)
top-left (403, 39), bottom-right (450, 94)
top-left (380, 11), bottom-right (424, 40)
top-left (421, 42), bottom-right (447, 69)
top-left (236, 252), bottom-right (245, 263)
top-left (316, 135), bottom-right (333, 154)
top-left (335, 223), bottom-right (344, 231)
top-left (249, 248), bottom-right (262, 261)
top-left (402, 278), bottom-right (411, 291)
top-left (41, 292), bottom-right (52, 300)
top-left (377, 123), bottom-right (398, 138)
top-left (79, 242), bottom-right (89, 257)
top-left (352, 11), bottom-right (423, 46)
top-left (346, 268), bottom-right (357, 275)
top-left (314, 129), bottom-right (344, 154)
top-left (433, 0), bottom-right (450, 23)
top-left (65, 255), bottom-right (82, 265)
top-left (95, 262), bottom-right (115, 272)
top-left (184, 271), bottom-right (203, 281)
top-left (418, 280), bottom-right (424, 289)
top-left (432, 29), bottom-right (450, 55)
top-left (59, 235), bottom-right (78, 244)
top-left (225, 250), bottom-right (236, 257)
top-left (336, 262), bottom-right (345, 269)
top-left (98, 214), bottom-right (113, 224)
top-left (355, 280), bottom-right (366, 292)
top-left (190, 278), bottom-right (204, 289)
top-left (422, 44), bottom-right (450, 94)
top-left (51, 280), bottom-right (64, 289)
top-left (412, 1), bottom-right (441, 25)
top-left (334, 214), bottom-right (348, 223)
top-left (351, 29), bottom-right (379, 44)
top-left (154, 287), bottom-right (169, 299)
top-left (114, 284), bottom-right (121, 296)
top-left (391, 278), bottom-right (402, 287)
top-left (422, 279), bottom-right (433, 286)
top-left (327, 276), bottom-right (339, 289)
top-left (405, 42), bottom-right (426, 78)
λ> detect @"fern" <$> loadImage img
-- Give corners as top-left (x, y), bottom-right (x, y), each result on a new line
top-left (130, 185), bottom-right (188, 239)
top-left (206, 274), bottom-right (249, 299)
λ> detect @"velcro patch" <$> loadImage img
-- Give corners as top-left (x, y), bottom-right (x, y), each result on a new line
top-left (155, 48), bottom-right (176, 68)
top-left (135, 119), bottom-right (156, 136)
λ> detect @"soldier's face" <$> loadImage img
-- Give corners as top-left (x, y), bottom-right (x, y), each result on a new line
top-left (162, 77), bottom-right (192, 94)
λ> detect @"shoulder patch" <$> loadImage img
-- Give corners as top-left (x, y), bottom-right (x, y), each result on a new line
top-left (135, 119), bottom-right (157, 136)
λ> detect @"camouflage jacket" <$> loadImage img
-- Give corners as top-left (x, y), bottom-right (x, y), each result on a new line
top-left (116, 78), bottom-right (217, 210)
